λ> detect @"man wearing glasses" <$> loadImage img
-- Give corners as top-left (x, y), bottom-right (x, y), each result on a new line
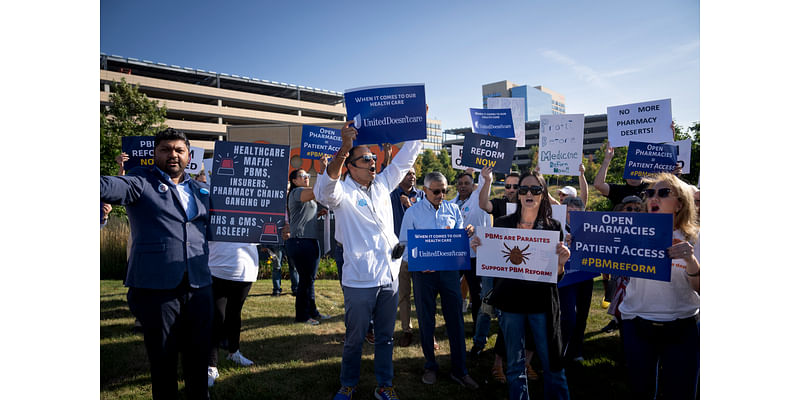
top-left (478, 168), bottom-right (521, 220)
top-left (314, 120), bottom-right (422, 400)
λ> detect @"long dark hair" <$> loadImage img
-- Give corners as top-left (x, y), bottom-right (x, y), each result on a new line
top-left (288, 169), bottom-right (304, 194)
top-left (513, 171), bottom-right (558, 230)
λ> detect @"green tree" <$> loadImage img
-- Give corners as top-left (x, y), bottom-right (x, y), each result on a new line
top-left (673, 122), bottom-right (700, 186)
top-left (436, 149), bottom-right (456, 183)
top-left (100, 78), bottom-right (167, 176)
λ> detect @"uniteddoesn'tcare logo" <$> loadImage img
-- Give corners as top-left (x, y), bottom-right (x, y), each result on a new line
top-left (352, 113), bottom-right (423, 129)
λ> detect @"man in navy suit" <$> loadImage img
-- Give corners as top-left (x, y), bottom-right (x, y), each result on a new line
top-left (101, 128), bottom-right (213, 400)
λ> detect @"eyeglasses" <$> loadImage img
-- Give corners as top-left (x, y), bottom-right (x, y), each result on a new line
top-left (427, 188), bottom-right (448, 196)
top-left (505, 184), bottom-right (519, 189)
top-left (624, 206), bottom-right (641, 212)
top-left (518, 185), bottom-right (543, 195)
top-left (644, 188), bottom-right (672, 198)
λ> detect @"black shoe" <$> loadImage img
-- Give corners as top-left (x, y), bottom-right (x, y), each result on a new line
top-left (600, 319), bottom-right (618, 333)
top-left (271, 290), bottom-right (282, 297)
top-left (469, 345), bottom-right (483, 360)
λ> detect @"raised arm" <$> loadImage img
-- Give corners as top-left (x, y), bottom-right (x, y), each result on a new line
top-left (593, 144), bottom-right (614, 196)
top-left (578, 162), bottom-right (588, 207)
top-left (478, 166), bottom-right (494, 213)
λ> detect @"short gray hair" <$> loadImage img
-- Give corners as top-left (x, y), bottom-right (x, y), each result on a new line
top-left (423, 171), bottom-right (447, 188)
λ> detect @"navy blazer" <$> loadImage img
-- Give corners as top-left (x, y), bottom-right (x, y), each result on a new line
top-left (101, 166), bottom-right (212, 289)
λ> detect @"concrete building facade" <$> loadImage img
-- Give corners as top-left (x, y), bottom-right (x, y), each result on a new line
top-left (482, 80), bottom-right (565, 121)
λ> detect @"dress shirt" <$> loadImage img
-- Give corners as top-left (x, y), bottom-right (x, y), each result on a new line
top-left (156, 168), bottom-right (198, 220)
top-left (314, 140), bottom-right (423, 288)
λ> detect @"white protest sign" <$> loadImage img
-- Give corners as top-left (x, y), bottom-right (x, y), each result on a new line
top-left (488, 97), bottom-right (526, 148)
top-left (667, 138), bottom-right (691, 174)
top-left (203, 158), bottom-right (213, 183)
top-left (475, 226), bottom-right (561, 283)
top-left (539, 114), bottom-right (584, 176)
top-left (551, 204), bottom-right (567, 239)
top-left (184, 146), bottom-right (205, 174)
top-left (451, 144), bottom-right (469, 170)
top-left (607, 99), bottom-right (673, 147)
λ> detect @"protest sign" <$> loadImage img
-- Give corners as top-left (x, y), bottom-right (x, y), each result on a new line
top-left (300, 125), bottom-right (342, 160)
top-left (121, 136), bottom-right (155, 171)
top-left (487, 97), bottom-right (526, 147)
top-left (668, 138), bottom-right (692, 174)
top-left (450, 144), bottom-right (468, 170)
top-left (407, 229), bottom-right (471, 272)
top-left (208, 141), bottom-right (289, 244)
top-left (475, 226), bottom-right (561, 284)
top-left (344, 84), bottom-right (426, 145)
top-left (461, 132), bottom-right (516, 174)
top-left (469, 108), bottom-right (515, 138)
top-left (184, 146), bottom-right (205, 174)
top-left (607, 99), bottom-right (673, 147)
top-left (203, 158), bottom-right (213, 183)
top-left (568, 211), bottom-right (673, 281)
top-left (551, 204), bottom-right (567, 238)
top-left (622, 141), bottom-right (678, 180)
top-left (538, 114), bottom-right (584, 176)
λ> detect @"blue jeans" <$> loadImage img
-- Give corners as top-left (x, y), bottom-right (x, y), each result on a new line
top-left (558, 279), bottom-right (593, 360)
top-left (268, 244), bottom-right (298, 294)
top-left (473, 276), bottom-right (494, 350)
top-left (500, 312), bottom-right (569, 400)
top-left (621, 317), bottom-right (699, 399)
top-left (412, 270), bottom-right (468, 377)
top-left (340, 280), bottom-right (398, 387)
top-left (285, 238), bottom-right (320, 321)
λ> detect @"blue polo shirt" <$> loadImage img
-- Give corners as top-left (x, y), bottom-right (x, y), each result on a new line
top-left (390, 186), bottom-right (420, 238)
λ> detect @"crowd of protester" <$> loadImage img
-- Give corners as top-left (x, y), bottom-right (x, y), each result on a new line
top-left (101, 120), bottom-right (699, 400)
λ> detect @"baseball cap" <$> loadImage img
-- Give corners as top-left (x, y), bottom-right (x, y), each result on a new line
top-left (558, 186), bottom-right (577, 197)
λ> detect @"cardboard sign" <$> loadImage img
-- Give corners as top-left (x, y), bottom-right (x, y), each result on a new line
top-left (470, 108), bottom-right (515, 138)
top-left (569, 211), bottom-right (673, 281)
top-left (607, 99), bottom-right (673, 147)
top-left (461, 132), bottom-right (517, 174)
top-left (300, 125), bottom-right (342, 160)
top-left (407, 229), bottom-right (471, 272)
top-left (208, 141), bottom-right (290, 244)
top-left (475, 226), bottom-right (561, 283)
top-left (667, 138), bottom-right (692, 174)
top-left (487, 97), bottom-right (527, 147)
top-left (121, 136), bottom-right (155, 171)
top-left (622, 141), bottom-right (678, 180)
top-left (451, 144), bottom-right (468, 170)
top-left (538, 114), bottom-right (584, 176)
top-left (184, 146), bottom-right (205, 174)
top-left (344, 84), bottom-right (427, 145)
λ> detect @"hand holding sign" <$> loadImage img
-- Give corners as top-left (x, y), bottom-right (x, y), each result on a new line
top-left (341, 121), bottom-right (357, 153)
top-left (667, 240), bottom-right (696, 263)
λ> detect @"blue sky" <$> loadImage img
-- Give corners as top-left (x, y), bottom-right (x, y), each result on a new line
top-left (101, 0), bottom-right (699, 131)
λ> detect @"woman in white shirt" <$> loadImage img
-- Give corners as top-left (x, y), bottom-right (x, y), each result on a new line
top-left (618, 172), bottom-right (700, 399)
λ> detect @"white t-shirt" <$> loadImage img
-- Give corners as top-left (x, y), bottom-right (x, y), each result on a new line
top-left (208, 241), bottom-right (259, 282)
top-left (619, 230), bottom-right (700, 322)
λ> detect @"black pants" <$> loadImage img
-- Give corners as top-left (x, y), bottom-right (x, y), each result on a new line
top-left (286, 238), bottom-right (321, 322)
top-left (460, 258), bottom-right (482, 334)
top-left (208, 276), bottom-right (253, 366)
top-left (127, 277), bottom-right (213, 400)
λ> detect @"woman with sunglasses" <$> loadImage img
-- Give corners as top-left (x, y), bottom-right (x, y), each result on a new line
top-left (471, 170), bottom-right (571, 400)
top-left (618, 172), bottom-right (700, 399)
top-left (286, 164), bottom-right (330, 325)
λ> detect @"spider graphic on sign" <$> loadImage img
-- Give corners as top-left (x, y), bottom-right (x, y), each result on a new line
top-left (502, 243), bottom-right (531, 265)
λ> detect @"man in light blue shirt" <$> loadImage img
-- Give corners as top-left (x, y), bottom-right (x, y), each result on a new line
top-left (399, 172), bottom-right (479, 390)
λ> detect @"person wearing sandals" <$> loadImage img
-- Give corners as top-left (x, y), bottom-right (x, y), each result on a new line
top-left (471, 170), bottom-right (571, 400)
top-left (618, 173), bottom-right (700, 399)
top-left (286, 163), bottom-right (331, 326)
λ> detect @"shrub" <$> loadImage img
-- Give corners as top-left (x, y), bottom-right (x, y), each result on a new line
top-left (100, 216), bottom-right (129, 279)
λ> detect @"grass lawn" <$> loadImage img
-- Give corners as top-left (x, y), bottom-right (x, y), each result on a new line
top-left (100, 278), bottom-right (630, 399)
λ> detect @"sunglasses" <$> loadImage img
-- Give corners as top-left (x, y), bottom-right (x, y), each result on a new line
top-left (426, 187), bottom-right (448, 196)
top-left (624, 206), bottom-right (641, 212)
top-left (518, 185), bottom-right (543, 195)
top-left (297, 172), bottom-right (310, 178)
top-left (505, 184), bottom-right (519, 189)
top-left (354, 154), bottom-right (378, 163)
top-left (644, 188), bottom-right (672, 198)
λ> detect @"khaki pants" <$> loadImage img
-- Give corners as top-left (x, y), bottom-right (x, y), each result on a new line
top-left (397, 260), bottom-right (413, 333)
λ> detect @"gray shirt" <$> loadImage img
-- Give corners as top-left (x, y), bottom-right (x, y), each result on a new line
top-left (287, 188), bottom-right (318, 239)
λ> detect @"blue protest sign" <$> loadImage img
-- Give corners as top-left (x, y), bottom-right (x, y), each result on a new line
top-left (460, 132), bottom-right (517, 174)
top-left (121, 136), bottom-right (155, 171)
top-left (300, 125), bottom-right (342, 160)
top-left (622, 141), bottom-right (678, 180)
top-left (208, 141), bottom-right (290, 244)
top-left (469, 108), bottom-right (515, 138)
top-left (407, 229), bottom-right (471, 272)
top-left (344, 84), bottom-right (427, 145)
top-left (569, 211), bottom-right (673, 282)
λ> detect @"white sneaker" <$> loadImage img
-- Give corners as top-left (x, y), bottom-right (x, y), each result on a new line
top-left (208, 366), bottom-right (219, 387)
top-left (227, 350), bottom-right (254, 367)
